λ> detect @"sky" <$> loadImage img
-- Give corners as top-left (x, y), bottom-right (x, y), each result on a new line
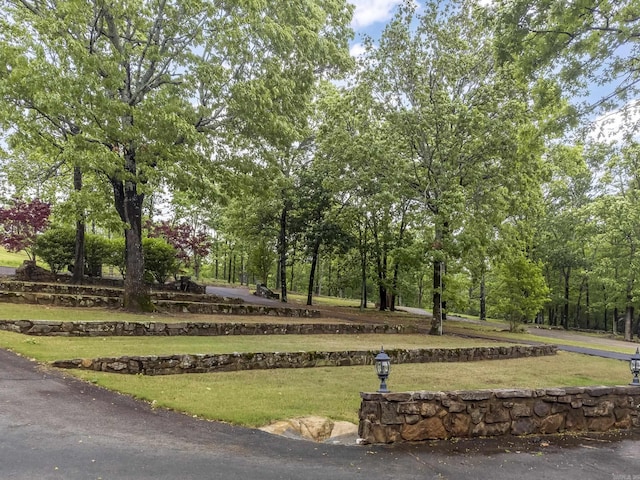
top-left (348, 0), bottom-right (405, 56)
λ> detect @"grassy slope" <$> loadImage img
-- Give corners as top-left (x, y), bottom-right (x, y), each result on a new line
top-left (70, 352), bottom-right (628, 426)
top-left (0, 330), bottom-right (506, 361)
top-left (0, 247), bottom-right (28, 268)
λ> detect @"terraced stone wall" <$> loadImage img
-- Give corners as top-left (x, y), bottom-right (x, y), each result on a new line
top-left (0, 320), bottom-right (411, 336)
top-left (358, 386), bottom-right (640, 444)
top-left (50, 345), bottom-right (557, 375)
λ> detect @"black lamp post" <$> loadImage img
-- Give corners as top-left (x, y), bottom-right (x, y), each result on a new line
top-left (630, 348), bottom-right (640, 386)
top-left (374, 347), bottom-right (391, 393)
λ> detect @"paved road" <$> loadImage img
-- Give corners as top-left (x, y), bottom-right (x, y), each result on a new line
top-left (2, 348), bottom-right (640, 480)
top-left (206, 285), bottom-right (283, 307)
top-left (0, 265), bottom-right (15, 276)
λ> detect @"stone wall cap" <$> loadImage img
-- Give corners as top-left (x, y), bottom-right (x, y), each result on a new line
top-left (383, 392), bottom-right (413, 402)
top-left (456, 390), bottom-right (494, 401)
top-left (544, 388), bottom-right (567, 396)
top-left (585, 386), bottom-right (615, 396)
top-left (495, 389), bottom-right (534, 398)
top-left (360, 392), bottom-right (385, 400)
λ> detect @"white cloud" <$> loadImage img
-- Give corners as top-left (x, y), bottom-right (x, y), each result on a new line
top-left (350, 0), bottom-right (404, 28)
top-left (588, 100), bottom-right (640, 144)
top-left (349, 43), bottom-right (367, 58)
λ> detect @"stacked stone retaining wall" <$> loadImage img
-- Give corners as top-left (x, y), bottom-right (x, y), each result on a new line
top-left (358, 386), bottom-right (640, 444)
top-left (51, 345), bottom-right (556, 375)
top-left (0, 320), bottom-right (411, 336)
top-left (0, 280), bottom-right (241, 304)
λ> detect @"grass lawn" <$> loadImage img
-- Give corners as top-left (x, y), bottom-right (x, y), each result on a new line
top-left (68, 352), bottom-right (629, 427)
top-left (446, 320), bottom-right (639, 355)
top-left (0, 292), bottom-right (634, 429)
top-left (0, 247), bottom-right (29, 268)
top-left (0, 330), bottom-right (510, 362)
top-left (0, 303), bottom-right (356, 324)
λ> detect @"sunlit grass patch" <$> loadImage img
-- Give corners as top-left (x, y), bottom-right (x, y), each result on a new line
top-left (71, 352), bottom-right (629, 427)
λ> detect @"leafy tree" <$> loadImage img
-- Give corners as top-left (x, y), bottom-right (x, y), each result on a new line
top-left (534, 144), bottom-right (594, 329)
top-left (496, 0), bottom-right (640, 112)
top-left (359, 0), bottom-right (546, 332)
top-left (489, 250), bottom-right (550, 332)
top-left (0, 198), bottom-right (51, 260)
top-left (0, 0), bottom-right (354, 310)
top-left (248, 237), bottom-right (277, 286)
top-left (147, 220), bottom-right (212, 279)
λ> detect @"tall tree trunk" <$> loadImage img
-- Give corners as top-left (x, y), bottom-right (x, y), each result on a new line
top-left (430, 260), bottom-right (443, 335)
top-left (575, 277), bottom-right (585, 328)
top-left (315, 255), bottom-right (321, 296)
top-left (379, 251), bottom-right (388, 311)
top-left (441, 261), bottom-right (447, 321)
top-left (585, 278), bottom-right (590, 329)
top-left (479, 270), bottom-right (486, 321)
top-left (215, 240), bottom-right (219, 279)
top-left (111, 168), bottom-right (150, 311)
top-left (625, 304), bottom-right (634, 342)
top-left (430, 222), bottom-right (446, 335)
top-left (71, 166), bottom-right (85, 284)
top-left (279, 205), bottom-right (288, 303)
top-left (359, 224), bottom-right (368, 310)
top-left (289, 245), bottom-right (295, 293)
top-left (390, 210), bottom-right (407, 313)
top-left (625, 285), bottom-right (634, 341)
top-left (391, 259), bottom-right (400, 312)
top-left (371, 220), bottom-right (386, 311)
top-left (307, 237), bottom-right (322, 306)
top-left (562, 267), bottom-right (570, 329)
top-left (603, 285), bottom-right (608, 332)
top-left (232, 253), bottom-right (236, 284)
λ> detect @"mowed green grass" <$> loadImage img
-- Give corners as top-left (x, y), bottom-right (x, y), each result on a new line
top-left (0, 302), bottom-right (355, 324)
top-left (68, 352), bottom-right (630, 426)
top-left (446, 319), bottom-right (639, 355)
top-left (0, 247), bottom-right (29, 268)
top-left (0, 330), bottom-right (508, 361)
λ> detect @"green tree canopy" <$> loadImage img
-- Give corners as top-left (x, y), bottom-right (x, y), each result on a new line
top-left (0, 0), bottom-right (353, 310)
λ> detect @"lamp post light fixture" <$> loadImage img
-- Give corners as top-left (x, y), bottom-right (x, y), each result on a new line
top-left (374, 347), bottom-right (391, 393)
top-left (630, 348), bottom-right (640, 386)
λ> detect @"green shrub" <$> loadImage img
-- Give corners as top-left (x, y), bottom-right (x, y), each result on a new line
top-left (33, 227), bottom-right (75, 274)
top-left (142, 237), bottom-right (178, 284)
top-left (85, 234), bottom-right (111, 276)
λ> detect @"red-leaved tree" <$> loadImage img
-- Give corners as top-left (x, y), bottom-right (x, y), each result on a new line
top-left (0, 198), bottom-right (51, 260)
top-left (147, 221), bottom-right (212, 279)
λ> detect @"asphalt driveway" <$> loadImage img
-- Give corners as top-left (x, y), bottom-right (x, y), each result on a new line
top-left (2, 348), bottom-right (640, 480)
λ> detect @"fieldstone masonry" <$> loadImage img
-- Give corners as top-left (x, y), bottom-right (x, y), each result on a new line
top-left (51, 345), bottom-right (556, 375)
top-left (358, 386), bottom-right (640, 444)
top-left (0, 320), bottom-right (411, 336)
